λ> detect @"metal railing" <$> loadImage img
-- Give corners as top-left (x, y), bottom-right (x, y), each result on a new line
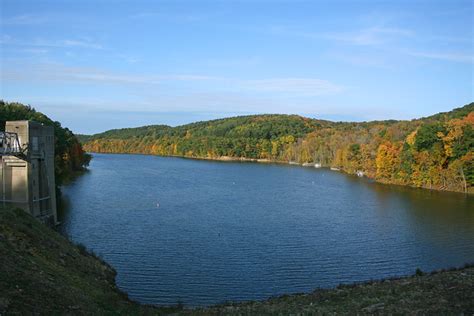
top-left (0, 132), bottom-right (23, 156)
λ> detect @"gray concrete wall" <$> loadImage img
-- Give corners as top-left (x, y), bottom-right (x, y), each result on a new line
top-left (1, 121), bottom-right (57, 225)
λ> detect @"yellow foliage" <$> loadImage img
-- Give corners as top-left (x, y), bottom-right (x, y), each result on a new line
top-left (406, 130), bottom-right (417, 146)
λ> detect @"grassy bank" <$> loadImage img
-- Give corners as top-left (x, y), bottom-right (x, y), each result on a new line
top-left (185, 266), bottom-right (474, 315)
top-left (1, 207), bottom-right (473, 315)
top-left (0, 208), bottom-right (178, 315)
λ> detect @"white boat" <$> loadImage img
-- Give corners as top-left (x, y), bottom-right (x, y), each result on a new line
top-left (314, 163), bottom-right (322, 168)
top-left (330, 167), bottom-right (340, 171)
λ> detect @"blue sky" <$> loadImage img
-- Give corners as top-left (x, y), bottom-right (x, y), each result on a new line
top-left (1, 0), bottom-right (473, 134)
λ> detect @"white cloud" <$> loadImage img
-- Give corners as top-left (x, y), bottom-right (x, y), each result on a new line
top-left (328, 52), bottom-right (392, 69)
top-left (406, 51), bottom-right (474, 63)
top-left (20, 48), bottom-right (48, 54)
top-left (116, 54), bottom-right (140, 64)
top-left (1, 36), bottom-right (103, 50)
top-left (168, 75), bottom-right (218, 81)
top-left (60, 39), bottom-right (103, 49)
top-left (322, 27), bottom-right (413, 46)
top-left (262, 24), bottom-right (413, 47)
top-left (0, 35), bottom-right (12, 44)
top-left (129, 11), bottom-right (207, 23)
top-left (202, 57), bottom-right (262, 68)
top-left (2, 62), bottom-right (343, 96)
top-left (242, 78), bottom-right (342, 96)
top-left (0, 63), bottom-right (214, 86)
top-left (1, 63), bottom-right (161, 84)
top-left (1, 14), bottom-right (48, 25)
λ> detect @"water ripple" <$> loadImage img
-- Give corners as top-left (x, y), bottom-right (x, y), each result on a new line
top-left (61, 154), bottom-right (474, 306)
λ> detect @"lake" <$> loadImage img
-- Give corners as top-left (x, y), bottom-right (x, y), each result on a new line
top-left (60, 153), bottom-right (474, 306)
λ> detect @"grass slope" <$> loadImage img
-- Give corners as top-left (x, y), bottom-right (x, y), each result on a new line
top-left (0, 208), bottom-right (177, 315)
top-left (186, 267), bottom-right (474, 315)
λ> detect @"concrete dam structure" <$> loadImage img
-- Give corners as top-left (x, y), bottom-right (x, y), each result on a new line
top-left (0, 121), bottom-right (57, 225)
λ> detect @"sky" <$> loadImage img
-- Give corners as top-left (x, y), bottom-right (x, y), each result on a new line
top-left (0, 0), bottom-right (473, 134)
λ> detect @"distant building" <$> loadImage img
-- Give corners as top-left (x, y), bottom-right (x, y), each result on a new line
top-left (0, 121), bottom-right (57, 225)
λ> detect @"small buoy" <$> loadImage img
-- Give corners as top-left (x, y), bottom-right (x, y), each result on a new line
top-left (156, 203), bottom-right (160, 208)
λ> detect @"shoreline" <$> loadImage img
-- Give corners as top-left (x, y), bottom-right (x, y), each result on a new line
top-left (87, 151), bottom-right (473, 195)
top-left (182, 264), bottom-right (474, 315)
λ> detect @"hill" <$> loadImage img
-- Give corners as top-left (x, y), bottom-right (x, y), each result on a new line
top-left (83, 103), bottom-right (474, 193)
top-left (1, 207), bottom-right (473, 314)
top-left (83, 114), bottom-right (332, 158)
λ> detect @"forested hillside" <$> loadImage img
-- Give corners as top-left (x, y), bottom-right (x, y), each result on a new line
top-left (83, 103), bottom-right (474, 193)
top-left (0, 101), bottom-right (91, 187)
top-left (84, 114), bottom-right (331, 157)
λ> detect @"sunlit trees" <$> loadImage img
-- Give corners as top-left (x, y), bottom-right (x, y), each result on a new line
top-left (375, 142), bottom-right (401, 180)
top-left (83, 103), bottom-right (474, 193)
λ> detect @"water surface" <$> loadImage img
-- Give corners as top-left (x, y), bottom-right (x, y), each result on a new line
top-left (60, 153), bottom-right (474, 306)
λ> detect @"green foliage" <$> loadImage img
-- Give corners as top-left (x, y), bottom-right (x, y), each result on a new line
top-left (87, 125), bottom-right (171, 140)
top-left (465, 159), bottom-right (474, 186)
top-left (453, 125), bottom-right (474, 159)
top-left (400, 142), bottom-right (415, 177)
top-left (425, 102), bottom-right (474, 121)
top-left (414, 123), bottom-right (446, 151)
top-left (349, 143), bottom-right (360, 157)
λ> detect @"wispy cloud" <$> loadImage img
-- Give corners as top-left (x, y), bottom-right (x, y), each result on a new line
top-left (426, 35), bottom-right (473, 44)
top-left (2, 64), bottom-right (159, 84)
top-left (0, 35), bottom-right (12, 44)
top-left (117, 54), bottom-right (140, 64)
top-left (1, 36), bottom-right (103, 50)
top-left (263, 24), bottom-right (413, 47)
top-left (327, 52), bottom-right (392, 69)
top-left (1, 14), bottom-right (48, 25)
top-left (272, 23), bottom-right (472, 65)
top-left (1, 63), bottom-right (218, 85)
top-left (129, 11), bottom-right (207, 23)
top-left (406, 51), bottom-right (474, 63)
top-left (203, 57), bottom-right (262, 68)
top-left (2, 62), bottom-right (343, 97)
top-left (60, 39), bottom-right (102, 49)
top-left (20, 48), bottom-right (49, 54)
top-left (242, 78), bottom-right (342, 96)
top-left (28, 38), bottom-right (103, 49)
top-left (321, 27), bottom-right (413, 46)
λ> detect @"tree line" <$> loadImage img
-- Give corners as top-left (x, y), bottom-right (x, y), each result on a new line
top-left (83, 103), bottom-right (473, 193)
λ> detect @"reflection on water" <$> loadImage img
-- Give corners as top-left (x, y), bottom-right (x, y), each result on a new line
top-left (60, 153), bottom-right (474, 306)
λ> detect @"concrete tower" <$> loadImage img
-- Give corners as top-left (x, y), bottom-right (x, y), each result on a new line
top-left (0, 121), bottom-right (57, 225)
